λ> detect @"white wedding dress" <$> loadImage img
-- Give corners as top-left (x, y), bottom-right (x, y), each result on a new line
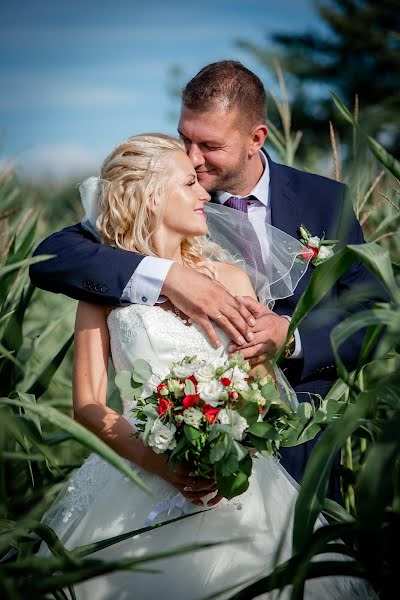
top-left (40, 304), bottom-right (370, 599)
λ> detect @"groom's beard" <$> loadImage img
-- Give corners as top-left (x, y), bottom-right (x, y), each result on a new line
top-left (197, 147), bottom-right (249, 194)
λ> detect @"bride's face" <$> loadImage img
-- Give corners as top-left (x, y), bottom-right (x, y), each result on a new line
top-left (159, 150), bottom-right (211, 239)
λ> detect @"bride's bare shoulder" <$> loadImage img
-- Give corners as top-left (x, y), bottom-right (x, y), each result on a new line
top-left (214, 262), bottom-right (257, 299)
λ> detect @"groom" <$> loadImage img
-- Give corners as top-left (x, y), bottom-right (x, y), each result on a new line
top-left (30, 61), bottom-right (374, 502)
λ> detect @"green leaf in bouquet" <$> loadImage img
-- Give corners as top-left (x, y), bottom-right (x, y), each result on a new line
top-left (216, 453), bottom-right (252, 500)
top-left (209, 432), bottom-right (231, 463)
top-left (207, 424), bottom-right (223, 443)
top-left (183, 424), bottom-right (206, 450)
top-left (248, 434), bottom-right (274, 456)
top-left (184, 378), bottom-right (196, 395)
top-left (295, 421), bottom-right (322, 445)
top-left (261, 381), bottom-right (282, 406)
top-left (237, 400), bottom-right (259, 425)
top-left (142, 404), bottom-right (157, 419)
top-left (168, 436), bottom-right (188, 464)
top-left (295, 401), bottom-right (313, 423)
top-left (232, 440), bottom-right (249, 462)
top-left (115, 370), bottom-right (142, 401)
top-left (130, 359), bottom-right (153, 384)
top-left (265, 401), bottom-right (293, 420)
top-left (314, 398), bottom-right (343, 424)
top-left (220, 451), bottom-right (239, 477)
top-left (247, 421), bottom-right (280, 441)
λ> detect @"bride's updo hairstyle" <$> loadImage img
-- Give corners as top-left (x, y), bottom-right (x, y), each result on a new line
top-left (98, 133), bottom-right (185, 255)
top-left (97, 133), bottom-right (231, 278)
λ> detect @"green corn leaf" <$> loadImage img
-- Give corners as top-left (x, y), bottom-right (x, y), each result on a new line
top-left (292, 389), bottom-right (374, 555)
top-left (24, 334), bottom-right (74, 399)
top-left (1, 396), bottom-right (151, 495)
top-left (357, 402), bottom-right (400, 526)
top-left (330, 306), bottom-right (400, 382)
top-left (331, 92), bottom-right (400, 179)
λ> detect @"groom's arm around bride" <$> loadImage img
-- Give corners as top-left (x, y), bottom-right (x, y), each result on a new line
top-left (29, 60), bottom-right (379, 503)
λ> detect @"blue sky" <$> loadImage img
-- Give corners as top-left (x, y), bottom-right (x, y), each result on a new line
top-left (1, 0), bottom-right (320, 180)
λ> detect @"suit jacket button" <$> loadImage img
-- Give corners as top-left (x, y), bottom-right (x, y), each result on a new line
top-left (95, 283), bottom-right (101, 292)
top-left (88, 282), bottom-right (94, 290)
top-left (100, 285), bottom-right (107, 293)
top-left (142, 296), bottom-right (148, 303)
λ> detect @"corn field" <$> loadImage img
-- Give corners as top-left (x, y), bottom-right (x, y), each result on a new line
top-left (0, 92), bottom-right (399, 599)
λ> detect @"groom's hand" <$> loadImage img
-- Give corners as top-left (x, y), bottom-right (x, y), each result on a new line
top-left (162, 264), bottom-right (256, 349)
top-left (227, 296), bottom-right (289, 365)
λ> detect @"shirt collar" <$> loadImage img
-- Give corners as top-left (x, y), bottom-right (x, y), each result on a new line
top-left (214, 150), bottom-right (270, 207)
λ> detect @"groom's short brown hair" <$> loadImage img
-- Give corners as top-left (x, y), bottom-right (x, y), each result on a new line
top-left (181, 60), bottom-right (267, 129)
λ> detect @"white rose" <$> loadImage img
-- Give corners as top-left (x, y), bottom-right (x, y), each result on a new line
top-left (173, 364), bottom-right (195, 378)
top-left (218, 408), bottom-right (248, 441)
top-left (222, 365), bottom-right (249, 391)
top-left (307, 236), bottom-right (320, 248)
top-left (148, 419), bottom-right (177, 454)
top-left (318, 245), bottom-right (334, 260)
top-left (195, 363), bottom-right (216, 382)
top-left (211, 356), bottom-right (229, 370)
top-left (183, 407), bottom-right (203, 428)
top-left (197, 380), bottom-right (224, 406)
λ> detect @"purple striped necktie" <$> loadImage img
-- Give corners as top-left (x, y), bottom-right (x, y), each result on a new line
top-left (224, 195), bottom-right (251, 213)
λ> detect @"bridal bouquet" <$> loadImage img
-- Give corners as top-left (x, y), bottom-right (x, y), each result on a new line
top-left (115, 354), bottom-right (337, 500)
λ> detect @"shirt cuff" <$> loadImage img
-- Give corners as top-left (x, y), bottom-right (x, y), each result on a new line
top-left (282, 315), bottom-right (303, 359)
top-left (121, 256), bottom-right (174, 305)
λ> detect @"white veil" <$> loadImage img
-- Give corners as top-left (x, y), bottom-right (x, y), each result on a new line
top-left (79, 177), bottom-right (307, 409)
top-left (79, 177), bottom-right (310, 309)
top-left (203, 203), bottom-right (309, 308)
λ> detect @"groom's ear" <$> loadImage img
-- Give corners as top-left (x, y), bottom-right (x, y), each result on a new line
top-left (248, 124), bottom-right (268, 157)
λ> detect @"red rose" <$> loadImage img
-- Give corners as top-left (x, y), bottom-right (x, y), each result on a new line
top-left (157, 398), bottom-right (173, 416)
top-left (202, 404), bottom-right (220, 424)
top-left (157, 383), bottom-right (168, 392)
top-left (301, 246), bottom-right (318, 261)
top-left (182, 394), bottom-right (200, 409)
top-left (259, 406), bottom-right (263, 414)
top-left (220, 377), bottom-right (231, 387)
top-left (186, 374), bottom-right (198, 386)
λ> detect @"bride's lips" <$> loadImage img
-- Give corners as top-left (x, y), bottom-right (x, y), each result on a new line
top-left (194, 208), bottom-right (207, 218)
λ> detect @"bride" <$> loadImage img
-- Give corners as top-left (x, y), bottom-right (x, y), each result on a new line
top-left (40, 134), bottom-right (368, 599)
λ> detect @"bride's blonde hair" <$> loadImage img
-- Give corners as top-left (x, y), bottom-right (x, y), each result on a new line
top-left (97, 133), bottom-right (216, 274)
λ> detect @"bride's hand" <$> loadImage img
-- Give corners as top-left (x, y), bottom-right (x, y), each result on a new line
top-left (143, 446), bottom-right (222, 506)
top-left (227, 296), bottom-right (290, 365)
top-left (162, 263), bottom-right (256, 350)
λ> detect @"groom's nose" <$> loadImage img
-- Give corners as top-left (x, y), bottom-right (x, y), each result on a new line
top-left (187, 142), bottom-right (205, 169)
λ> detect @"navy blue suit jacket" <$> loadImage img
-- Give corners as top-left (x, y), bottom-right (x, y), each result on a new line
top-left (30, 152), bottom-right (376, 500)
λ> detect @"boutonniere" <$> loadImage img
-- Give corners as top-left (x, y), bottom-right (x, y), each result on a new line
top-left (298, 224), bottom-right (336, 266)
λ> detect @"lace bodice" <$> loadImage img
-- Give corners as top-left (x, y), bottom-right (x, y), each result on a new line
top-left (107, 304), bottom-right (230, 419)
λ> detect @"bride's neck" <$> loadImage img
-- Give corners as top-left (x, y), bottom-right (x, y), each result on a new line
top-left (151, 230), bottom-right (183, 263)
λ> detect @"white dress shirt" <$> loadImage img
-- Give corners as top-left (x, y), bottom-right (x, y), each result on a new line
top-left (122, 151), bottom-right (302, 358)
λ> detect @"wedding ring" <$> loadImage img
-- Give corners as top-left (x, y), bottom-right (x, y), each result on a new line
top-left (215, 314), bottom-right (223, 320)
top-left (184, 486), bottom-right (193, 492)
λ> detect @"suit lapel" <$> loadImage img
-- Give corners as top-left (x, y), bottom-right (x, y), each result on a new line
top-left (265, 150), bottom-right (301, 238)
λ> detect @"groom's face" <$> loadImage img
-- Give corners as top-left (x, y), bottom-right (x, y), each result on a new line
top-left (178, 105), bottom-right (251, 194)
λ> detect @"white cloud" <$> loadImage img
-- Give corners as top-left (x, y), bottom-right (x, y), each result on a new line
top-left (19, 143), bottom-right (104, 180)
